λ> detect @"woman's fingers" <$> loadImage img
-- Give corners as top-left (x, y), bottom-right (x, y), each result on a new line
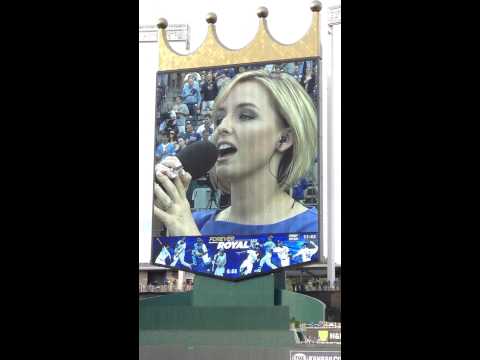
top-left (153, 204), bottom-right (169, 223)
top-left (154, 183), bottom-right (173, 210)
top-left (178, 170), bottom-right (192, 192)
top-left (161, 156), bottom-right (183, 173)
top-left (156, 172), bottom-right (180, 202)
top-left (155, 163), bottom-right (176, 179)
top-left (156, 156), bottom-right (192, 195)
top-left (173, 172), bottom-right (186, 195)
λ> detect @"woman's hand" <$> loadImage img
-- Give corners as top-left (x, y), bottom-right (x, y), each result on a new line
top-left (153, 156), bottom-right (201, 236)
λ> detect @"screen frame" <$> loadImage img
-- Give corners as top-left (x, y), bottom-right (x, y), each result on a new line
top-left (150, 56), bottom-right (322, 282)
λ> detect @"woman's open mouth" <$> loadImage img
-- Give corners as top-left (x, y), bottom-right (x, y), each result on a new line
top-left (217, 143), bottom-right (237, 161)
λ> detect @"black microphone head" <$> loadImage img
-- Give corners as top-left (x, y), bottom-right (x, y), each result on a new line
top-left (176, 141), bottom-right (218, 180)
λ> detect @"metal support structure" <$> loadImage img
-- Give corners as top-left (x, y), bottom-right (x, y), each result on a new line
top-left (326, 3), bottom-right (341, 288)
top-left (177, 270), bottom-right (184, 291)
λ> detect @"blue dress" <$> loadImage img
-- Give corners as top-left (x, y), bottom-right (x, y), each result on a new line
top-left (192, 207), bottom-right (318, 236)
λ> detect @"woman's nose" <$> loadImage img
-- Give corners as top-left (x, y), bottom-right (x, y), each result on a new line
top-left (215, 116), bottom-right (233, 135)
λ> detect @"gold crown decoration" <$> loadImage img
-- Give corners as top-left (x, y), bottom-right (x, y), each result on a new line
top-left (157, 1), bottom-right (322, 71)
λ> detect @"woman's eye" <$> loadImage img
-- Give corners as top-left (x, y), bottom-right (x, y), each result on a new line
top-left (239, 113), bottom-right (255, 120)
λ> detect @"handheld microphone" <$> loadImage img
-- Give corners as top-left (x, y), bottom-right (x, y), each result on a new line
top-left (153, 141), bottom-right (217, 236)
top-left (176, 141), bottom-right (218, 180)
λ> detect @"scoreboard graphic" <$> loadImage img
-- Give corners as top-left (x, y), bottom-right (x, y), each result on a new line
top-left (151, 232), bottom-right (319, 281)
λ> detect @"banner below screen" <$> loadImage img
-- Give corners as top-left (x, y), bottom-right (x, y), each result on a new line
top-left (151, 232), bottom-right (319, 281)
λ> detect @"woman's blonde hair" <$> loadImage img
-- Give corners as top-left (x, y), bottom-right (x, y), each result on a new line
top-left (212, 69), bottom-right (318, 191)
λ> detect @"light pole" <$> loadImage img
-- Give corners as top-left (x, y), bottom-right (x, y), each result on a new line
top-left (326, 3), bottom-right (341, 288)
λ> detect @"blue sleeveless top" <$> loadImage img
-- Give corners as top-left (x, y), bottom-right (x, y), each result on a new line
top-left (192, 207), bottom-right (318, 236)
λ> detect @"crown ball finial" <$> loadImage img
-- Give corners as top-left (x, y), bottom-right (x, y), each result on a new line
top-left (256, 7), bottom-right (269, 18)
top-left (157, 18), bottom-right (168, 29)
top-left (310, 1), bottom-right (322, 12)
top-left (206, 12), bottom-right (217, 24)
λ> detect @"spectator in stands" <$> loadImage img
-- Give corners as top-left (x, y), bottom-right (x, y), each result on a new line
top-left (153, 70), bottom-right (318, 237)
top-left (196, 116), bottom-right (214, 137)
top-left (201, 129), bottom-right (211, 142)
top-left (293, 64), bottom-right (302, 82)
top-left (158, 112), bottom-right (170, 134)
top-left (168, 131), bottom-right (179, 153)
top-left (226, 67), bottom-right (236, 79)
top-left (172, 96), bottom-right (189, 134)
top-left (186, 115), bottom-right (194, 128)
top-left (177, 137), bottom-right (186, 152)
top-left (200, 72), bottom-right (219, 115)
top-left (215, 70), bottom-right (229, 89)
top-left (180, 122), bottom-right (201, 145)
top-left (199, 72), bottom-right (207, 88)
top-left (154, 132), bottom-right (170, 163)
top-left (296, 61), bottom-right (306, 81)
top-left (184, 72), bottom-right (201, 84)
top-left (283, 62), bottom-right (297, 76)
top-left (302, 67), bottom-right (316, 98)
top-left (181, 76), bottom-right (201, 126)
top-left (164, 111), bottom-right (179, 135)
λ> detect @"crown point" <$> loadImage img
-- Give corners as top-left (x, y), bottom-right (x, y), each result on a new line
top-left (256, 7), bottom-right (269, 18)
top-left (310, 1), bottom-right (322, 12)
top-left (206, 12), bottom-right (217, 24)
top-left (157, 18), bottom-right (168, 29)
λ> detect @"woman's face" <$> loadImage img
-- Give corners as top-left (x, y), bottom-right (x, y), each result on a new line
top-left (213, 80), bottom-right (286, 182)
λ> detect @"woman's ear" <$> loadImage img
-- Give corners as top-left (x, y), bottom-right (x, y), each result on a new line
top-left (277, 129), bottom-right (294, 152)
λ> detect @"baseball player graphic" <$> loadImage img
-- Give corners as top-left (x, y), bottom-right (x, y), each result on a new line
top-left (211, 248), bottom-right (227, 276)
top-left (170, 238), bottom-right (192, 269)
top-left (239, 245), bottom-right (261, 276)
top-left (273, 240), bottom-right (290, 267)
top-left (191, 237), bottom-right (211, 268)
top-left (256, 235), bottom-right (278, 272)
top-left (292, 240), bottom-right (319, 263)
top-left (154, 239), bottom-right (172, 266)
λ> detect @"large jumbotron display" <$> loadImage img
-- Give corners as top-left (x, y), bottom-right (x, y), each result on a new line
top-left (150, 9), bottom-right (321, 281)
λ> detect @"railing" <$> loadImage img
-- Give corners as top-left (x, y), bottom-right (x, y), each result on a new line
top-left (139, 282), bottom-right (339, 293)
top-left (298, 321), bottom-right (342, 345)
top-left (292, 283), bottom-right (341, 292)
top-left (304, 321), bottom-right (341, 328)
top-left (139, 283), bottom-right (194, 293)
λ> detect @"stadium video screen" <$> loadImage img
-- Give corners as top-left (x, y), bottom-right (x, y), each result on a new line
top-left (151, 59), bottom-right (321, 281)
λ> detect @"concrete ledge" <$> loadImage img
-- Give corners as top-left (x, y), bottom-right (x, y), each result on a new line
top-left (140, 330), bottom-right (295, 347)
top-left (140, 306), bottom-right (291, 330)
